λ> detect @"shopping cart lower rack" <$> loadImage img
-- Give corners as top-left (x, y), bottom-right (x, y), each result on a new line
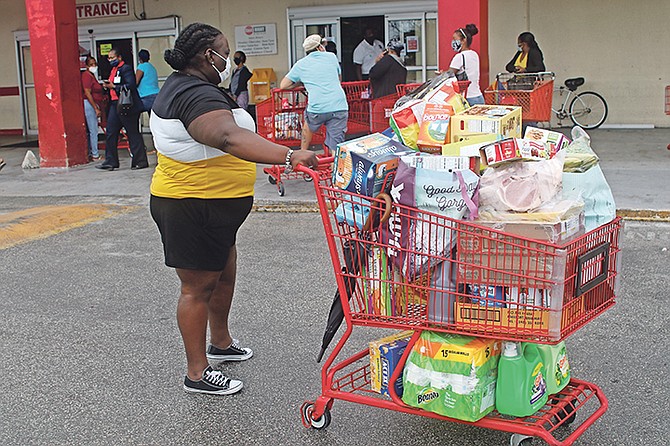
top-left (296, 164), bottom-right (622, 445)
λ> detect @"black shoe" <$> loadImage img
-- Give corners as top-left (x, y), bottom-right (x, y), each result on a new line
top-left (206, 339), bottom-right (253, 362)
top-left (131, 163), bottom-right (149, 170)
top-left (183, 366), bottom-right (243, 395)
top-left (95, 164), bottom-right (116, 171)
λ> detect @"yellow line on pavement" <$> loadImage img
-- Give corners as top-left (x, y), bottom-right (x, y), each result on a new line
top-left (0, 204), bottom-right (137, 250)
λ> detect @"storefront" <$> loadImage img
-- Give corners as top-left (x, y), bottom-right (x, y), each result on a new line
top-left (287, 1), bottom-right (438, 83)
top-left (13, 16), bottom-right (179, 135)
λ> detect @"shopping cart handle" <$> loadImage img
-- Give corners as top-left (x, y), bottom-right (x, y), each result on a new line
top-left (294, 156), bottom-right (334, 173)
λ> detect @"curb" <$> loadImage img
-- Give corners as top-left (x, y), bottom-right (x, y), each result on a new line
top-left (616, 209), bottom-right (670, 222)
top-left (254, 202), bottom-right (670, 223)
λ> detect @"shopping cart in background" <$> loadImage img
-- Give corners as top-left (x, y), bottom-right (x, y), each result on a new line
top-left (485, 72), bottom-right (555, 123)
top-left (341, 81), bottom-right (372, 136)
top-left (256, 88), bottom-right (330, 196)
top-left (396, 80), bottom-right (472, 98)
top-left (297, 164), bottom-right (622, 445)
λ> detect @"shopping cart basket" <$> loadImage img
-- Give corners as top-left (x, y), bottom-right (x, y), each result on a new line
top-left (297, 164), bottom-right (622, 445)
top-left (397, 80), bottom-right (471, 98)
top-left (369, 93), bottom-right (399, 133)
top-left (341, 81), bottom-right (372, 135)
top-left (257, 88), bottom-right (329, 196)
top-left (485, 72), bottom-right (554, 122)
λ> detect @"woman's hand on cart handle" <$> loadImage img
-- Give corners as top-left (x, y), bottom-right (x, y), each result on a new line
top-left (290, 150), bottom-right (319, 170)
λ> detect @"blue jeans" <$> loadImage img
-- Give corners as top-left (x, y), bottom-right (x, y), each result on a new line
top-left (141, 94), bottom-right (157, 114)
top-left (84, 100), bottom-right (99, 157)
top-left (467, 95), bottom-right (485, 106)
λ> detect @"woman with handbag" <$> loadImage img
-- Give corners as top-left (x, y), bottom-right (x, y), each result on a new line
top-left (447, 24), bottom-right (484, 106)
top-left (97, 48), bottom-right (148, 171)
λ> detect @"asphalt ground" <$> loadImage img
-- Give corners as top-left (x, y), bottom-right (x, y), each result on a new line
top-left (0, 194), bottom-right (668, 446)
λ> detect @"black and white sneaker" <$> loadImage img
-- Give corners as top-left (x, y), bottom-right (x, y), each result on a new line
top-left (206, 339), bottom-right (253, 362)
top-left (183, 366), bottom-right (243, 395)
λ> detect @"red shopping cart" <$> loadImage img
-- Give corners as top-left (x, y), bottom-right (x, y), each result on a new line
top-left (256, 88), bottom-right (330, 196)
top-left (341, 81), bottom-right (372, 136)
top-left (397, 80), bottom-right (472, 98)
top-left (485, 72), bottom-right (555, 122)
top-left (297, 164), bottom-right (622, 445)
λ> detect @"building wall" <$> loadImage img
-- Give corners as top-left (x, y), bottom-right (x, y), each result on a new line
top-left (489, 0), bottom-right (670, 127)
top-left (2, 0), bottom-right (669, 131)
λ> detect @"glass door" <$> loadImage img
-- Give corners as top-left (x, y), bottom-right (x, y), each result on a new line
top-left (385, 13), bottom-right (437, 83)
top-left (290, 18), bottom-right (341, 64)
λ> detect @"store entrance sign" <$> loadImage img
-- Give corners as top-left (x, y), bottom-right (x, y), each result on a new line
top-left (234, 24), bottom-right (277, 56)
top-left (76, 1), bottom-right (129, 19)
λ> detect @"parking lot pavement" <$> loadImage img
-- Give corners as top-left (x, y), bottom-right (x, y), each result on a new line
top-left (0, 195), bottom-right (667, 445)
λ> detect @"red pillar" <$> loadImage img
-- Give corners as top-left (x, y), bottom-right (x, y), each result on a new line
top-left (438, 0), bottom-right (489, 91)
top-left (25, 0), bottom-right (87, 167)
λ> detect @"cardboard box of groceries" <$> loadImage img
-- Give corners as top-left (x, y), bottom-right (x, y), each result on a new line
top-left (450, 105), bottom-right (522, 143)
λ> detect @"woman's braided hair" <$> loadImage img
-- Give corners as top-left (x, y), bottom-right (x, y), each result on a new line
top-left (164, 23), bottom-right (222, 70)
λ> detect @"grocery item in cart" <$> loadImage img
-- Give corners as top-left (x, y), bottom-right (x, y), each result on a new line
top-left (449, 105), bottom-right (521, 143)
top-left (562, 127), bottom-right (615, 231)
top-left (333, 133), bottom-right (414, 197)
top-left (441, 133), bottom-right (499, 157)
top-left (402, 332), bottom-right (501, 422)
top-left (389, 99), bottom-right (425, 149)
top-left (495, 342), bottom-right (548, 417)
top-left (469, 285), bottom-right (507, 307)
top-left (273, 111), bottom-right (302, 140)
top-left (479, 151), bottom-right (565, 213)
top-left (417, 103), bottom-right (454, 154)
top-left (480, 138), bottom-right (553, 166)
top-left (369, 331), bottom-right (413, 397)
top-left (536, 341), bottom-right (571, 395)
top-left (362, 247), bottom-right (393, 315)
top-left (524, 126), bottom-right (571, 153)
top-left (334, 195), bottom-right (371, 230)
top-left (476, 199), bottom-right (585, 244)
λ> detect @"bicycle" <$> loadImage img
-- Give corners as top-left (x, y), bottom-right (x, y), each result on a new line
top-left (552, 77), bottom-right (608, 129)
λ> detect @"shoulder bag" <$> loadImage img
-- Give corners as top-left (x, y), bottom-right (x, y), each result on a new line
top-left (455, 53), bottom-right (469, 81)
top-left (117, 85), bottom-right (134, 116)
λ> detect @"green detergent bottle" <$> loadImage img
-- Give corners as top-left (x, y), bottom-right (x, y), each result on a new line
top-left (536, 342), bottom-right (570, 395)
top-left (495, 342), bottom-right (548, 417)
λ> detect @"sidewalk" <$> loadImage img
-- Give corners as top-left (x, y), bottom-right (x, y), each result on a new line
top-left (1, 129), bottom-right (669, 217)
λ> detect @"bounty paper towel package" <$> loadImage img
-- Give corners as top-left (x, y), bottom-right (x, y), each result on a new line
top-left (402, 331), bottom-right (501, 422)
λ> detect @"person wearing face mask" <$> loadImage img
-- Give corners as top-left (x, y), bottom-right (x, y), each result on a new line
top-left (97, 48), bottom-right (148, 171)
top-left (446, 24), bottom-right (484, 106)
top-left (280, 34), bottom-right (348, 152)
top-left (368, 39), bottom-right (407, 99)
top-left (506, 32), bottom-right (545, 74)
top-left (150, 23), bottom-right (318, 395)
top-left (229, 51), bottom-right (252, 111)
top-left (81, 56), bottom-right (104, 161)
top-left (353, 28), bottom-right (384, 81)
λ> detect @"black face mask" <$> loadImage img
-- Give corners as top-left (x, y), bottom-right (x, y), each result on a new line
top-left (233, 57), bottom-right (242, 65)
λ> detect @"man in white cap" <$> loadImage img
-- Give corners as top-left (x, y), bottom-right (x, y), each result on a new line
top-left (280, 34), bottom-right (348, 152)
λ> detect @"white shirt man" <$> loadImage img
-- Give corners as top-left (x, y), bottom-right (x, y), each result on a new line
top-left (353, 29), bottom-right (384, 80)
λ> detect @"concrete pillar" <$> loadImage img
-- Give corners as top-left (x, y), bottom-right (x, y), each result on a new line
top-left (25, 0), bottom-right (88, 167)
top-left (438, 0), bottom-right (489, 90)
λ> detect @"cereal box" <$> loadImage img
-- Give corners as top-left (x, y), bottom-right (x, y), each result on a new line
top-left (370, 331), bottom-right (413, 396)
top-left (480, 138), bottom-right (552, 166)
top-left (524, 127), bottom-right (570, 153)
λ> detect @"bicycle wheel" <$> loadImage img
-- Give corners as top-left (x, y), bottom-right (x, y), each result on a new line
top-left (569, 91), bottom-right (608, 129)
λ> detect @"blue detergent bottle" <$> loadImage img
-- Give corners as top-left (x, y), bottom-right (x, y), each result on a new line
top-left (495, 342), bottom-right (548, 417)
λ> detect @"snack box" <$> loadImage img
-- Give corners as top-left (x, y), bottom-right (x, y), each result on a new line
top-left (480, 138), bottom-right (552, 166)
top-left (370, 330), bottom-right (413, 396)
top-left (450, 105), bottom-right (521, 143)
top-left (524, 126), bottom-right (571, 153)
top-left (333, 133), bottom-right (414, 197)
top-left (400, 153), bottom-right (480, 174)
top-left (417, 103), bottom-right (454, 154)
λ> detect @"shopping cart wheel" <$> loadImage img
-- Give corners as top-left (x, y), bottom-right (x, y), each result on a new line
top-left (553, 397), bottom-right (578, 425)
top-left (303, 174), bottom-right (313, 182)
top-left (278, 184), bottom-right (285, 197)
top-left (510, 434), bottom-right (534, 446)
top-left (268, 175), bottom-right (277, 185)
top-left (300, 402), bottom-right (331, 430)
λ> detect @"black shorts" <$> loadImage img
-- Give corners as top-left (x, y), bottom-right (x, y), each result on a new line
top-left (150, 195), bottom-right (253, 271)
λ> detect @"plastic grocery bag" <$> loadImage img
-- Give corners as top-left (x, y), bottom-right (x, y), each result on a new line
top-left (402, 331), bottom-right (501, 422)
top-left (479, 150), bottom-right (565, 213)
top-left (563, 165), bottom-right (615, 231)
top-left (563, 126), bottom-right (599, 173)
